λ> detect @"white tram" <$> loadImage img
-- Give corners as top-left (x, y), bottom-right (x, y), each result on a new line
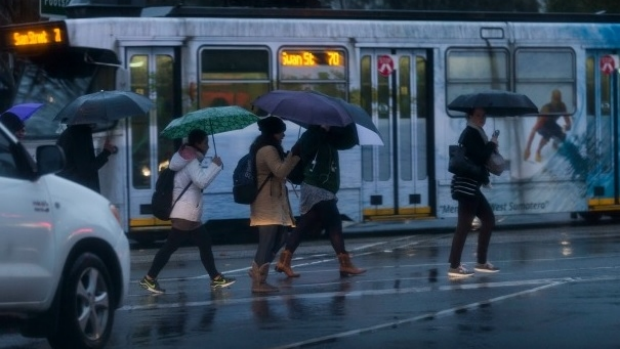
top-left (2, 6), bottom-right (620, 242)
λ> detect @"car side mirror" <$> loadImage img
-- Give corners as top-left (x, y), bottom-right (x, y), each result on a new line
top-left (36, 145), bottom-right (66, 175)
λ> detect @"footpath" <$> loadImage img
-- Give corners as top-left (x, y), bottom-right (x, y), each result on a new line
top-left (342, 212), bottom-right (585, 237)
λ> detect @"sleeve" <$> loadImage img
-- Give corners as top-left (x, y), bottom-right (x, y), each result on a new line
top-left (72, 132), bottom-right (110, 177)
top-left (299, 128), bottom-right (326, 162)
top-left (187, 160), bottom-right (222, 190)
top-left (258, 146), bottom-right (300, 179)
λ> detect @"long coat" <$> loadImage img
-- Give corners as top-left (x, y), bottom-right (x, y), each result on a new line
top-left (56, 124), bottom-right (111, 193)
top-left (250, 145), bottom-right (300, 227)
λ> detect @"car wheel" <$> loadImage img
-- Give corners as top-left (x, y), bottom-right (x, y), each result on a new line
top-left (47, 253), bottom-right (115, 349)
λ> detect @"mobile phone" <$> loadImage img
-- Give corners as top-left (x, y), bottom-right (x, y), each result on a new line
top-left (492, 130), bottom-right (500, 137)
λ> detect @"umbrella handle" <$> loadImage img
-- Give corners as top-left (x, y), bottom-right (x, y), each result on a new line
top-left (208, 119), bottom-right (222, 169)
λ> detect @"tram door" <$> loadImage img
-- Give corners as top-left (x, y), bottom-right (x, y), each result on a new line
top-left (359, 49), bottom-right (431, 220)
top-left (126, 48), bottom-right (177, 231)
top-left (585, 51), bottom-right (620, 219)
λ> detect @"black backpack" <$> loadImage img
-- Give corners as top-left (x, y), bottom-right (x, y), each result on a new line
top-left (151, 168), bottom-right (191, 221)
top-left (232, 153), bottom-right (272, 204)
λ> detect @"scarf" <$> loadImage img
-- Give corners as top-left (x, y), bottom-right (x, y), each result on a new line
top-left (466, 120), bottom-right (489, 143)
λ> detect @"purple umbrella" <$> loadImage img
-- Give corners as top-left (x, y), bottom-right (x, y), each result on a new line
top-left (253, 90), bottom-right (353, 127)
top-left (5, 103), bottom-right (44, 121)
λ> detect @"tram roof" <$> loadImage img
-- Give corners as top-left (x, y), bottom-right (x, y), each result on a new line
top-left (63, 4), bottom-right (620, 24)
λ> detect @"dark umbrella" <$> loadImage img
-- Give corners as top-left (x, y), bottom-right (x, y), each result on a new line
top-left (5, 103), bottom-right (44, 121)
top-left (253, 90), bottom-right (353, 127)
top-left (447, 90), bottom-right (538, 117)
top-left (53, 90), bottom-right (154, 125)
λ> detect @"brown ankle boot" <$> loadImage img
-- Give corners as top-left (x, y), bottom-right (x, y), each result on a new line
top-left (250, 262), bottom-right (278, 294)
top-left (337, 253), bottom-right (366, 277)
top-left (274, 250), bottom-right (300, 277)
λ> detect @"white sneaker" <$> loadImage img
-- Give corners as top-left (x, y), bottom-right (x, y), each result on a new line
top-left (474, 262), bottom-right (500, 273)
top-left (448, 265), bottom-right (474, 278)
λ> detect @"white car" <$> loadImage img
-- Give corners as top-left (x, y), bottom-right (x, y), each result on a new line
top-left (0, 123), bottom-right (130, 349)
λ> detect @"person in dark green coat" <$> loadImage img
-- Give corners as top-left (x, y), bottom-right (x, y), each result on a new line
top-left (275, 124), bottom-right (365, 278)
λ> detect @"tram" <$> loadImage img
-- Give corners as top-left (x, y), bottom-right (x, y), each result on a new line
top-left (2, 4), bottom-right (620, 242)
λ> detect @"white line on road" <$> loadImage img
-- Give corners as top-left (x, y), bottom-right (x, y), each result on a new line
top-left (119, 274), bottom-right (620, 312)
top-left (265, 278), bottom-right (574, 349)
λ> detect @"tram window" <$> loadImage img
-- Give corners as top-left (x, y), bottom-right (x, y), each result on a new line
top-left (415, 56), bottom-right (428, 181)
top-left (200, 49), bottom-right (270, 111)
top-left (586, 56), bottom-right (595, 117)
top-left (201, 49), bottom-right (269, 80)
top-left (10, 52), bottom-right (116, 138)
top-left (360, 55), bottom-right (374, 182)
top-left (399, 56), bottom-right (413, 181)
top-left (515, 49), bottom-right (575, 115)
top-left (446, 49), bottom-right (509, 116)
top-left (130, 54), bottom-right (151, 189)
top-left (278, 83), bottom-right (347, 99)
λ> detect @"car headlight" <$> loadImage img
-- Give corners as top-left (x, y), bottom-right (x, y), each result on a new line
top-left (110, 204), bottom-right (122, 225)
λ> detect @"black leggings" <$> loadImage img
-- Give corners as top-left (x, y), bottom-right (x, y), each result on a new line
top-left (285, 199), bottom-right (346, 255)
top-left (449, 191), bottom-right (495, 269)
top-left (148, 225), bottom-right (219, 280)
top-left (254, 225), bottom-right (288, 265)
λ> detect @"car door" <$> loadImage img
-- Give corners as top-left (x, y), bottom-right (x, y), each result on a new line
top-left (0, 130), bottom-right (55, 304)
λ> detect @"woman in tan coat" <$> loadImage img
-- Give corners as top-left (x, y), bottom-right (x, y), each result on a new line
top-left (249, 116), bottom-right (300, 293)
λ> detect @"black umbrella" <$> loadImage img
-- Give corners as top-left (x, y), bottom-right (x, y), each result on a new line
top-left (447, 90), bottom-right (538, 117)
top-left (53, 90), bottom-right (154, 125)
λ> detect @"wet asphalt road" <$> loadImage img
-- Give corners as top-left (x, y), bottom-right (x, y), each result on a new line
top-left (2, 222), bottom-right (620, 348)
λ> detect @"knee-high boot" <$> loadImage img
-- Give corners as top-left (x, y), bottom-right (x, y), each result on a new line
top-left (274, 249), bottom-right (300, 277)
top-left (250, 261), bottom-right (278, 294)
top-left (338, 253), bottom-right (366, 277)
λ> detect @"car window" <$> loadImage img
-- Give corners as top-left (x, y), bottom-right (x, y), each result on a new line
top-left (0, 132), bottom-right (20, 179)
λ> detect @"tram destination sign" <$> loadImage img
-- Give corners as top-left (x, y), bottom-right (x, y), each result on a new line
top-left (279, 49), bottom-right (346, 80)
top-left (280, 50), bottom-right (344, 67)
top-left (1, 21), bottom-right (69, 50)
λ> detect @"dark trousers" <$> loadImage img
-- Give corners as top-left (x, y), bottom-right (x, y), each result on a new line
top-left (285, 199), bottom-right (346, 255)
top-left (254, 225), bottom-right (287, 265)
top-left (448, 191), bottom-right (495, 268)
top-left (148, 225), bottom-right (219, 280)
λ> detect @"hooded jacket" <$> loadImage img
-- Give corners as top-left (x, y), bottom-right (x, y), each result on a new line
top-left (169, 145), bottom-right (221, 223)
top-left (298, 126), bottom-right (340, 194)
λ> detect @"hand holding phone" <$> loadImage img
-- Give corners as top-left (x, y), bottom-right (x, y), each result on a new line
top-left (492, 130), bottom-right (500, 138)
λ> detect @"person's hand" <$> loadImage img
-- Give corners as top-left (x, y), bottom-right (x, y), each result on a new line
top-left (212, 156), bottom-right (222, 167)
top-left (291, 142), bottom-right (301, 156)
top-left (523, 149), bottom-right (530, 161)
top-left (103, 138), bottom-right (118, 154)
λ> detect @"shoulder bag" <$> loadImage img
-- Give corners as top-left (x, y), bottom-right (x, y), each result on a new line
top-left (448, 144), bottom-right (485, 180)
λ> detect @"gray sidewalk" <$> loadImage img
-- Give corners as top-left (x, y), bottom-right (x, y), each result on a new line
top-left (342, 212), bottom-right (583, 236)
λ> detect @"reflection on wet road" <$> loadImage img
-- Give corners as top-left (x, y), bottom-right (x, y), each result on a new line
top-left (2, 224), bottom-right (620, 348)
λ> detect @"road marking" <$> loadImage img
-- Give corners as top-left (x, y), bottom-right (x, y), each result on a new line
top-left (120, 274), bottom-right (619, 312)
top-left (267, 279), bottom-right (566, 349)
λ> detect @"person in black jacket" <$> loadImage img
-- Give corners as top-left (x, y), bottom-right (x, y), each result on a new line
top-left (56, 124), bottom-right (117, 193)
top-left (275, 124), bottom-right (365, 278)
top-left (448, 107), bottom-right (500, 278)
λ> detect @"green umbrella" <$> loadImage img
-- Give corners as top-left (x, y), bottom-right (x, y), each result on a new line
top-left (160, 106), bottom-right (259, 155)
